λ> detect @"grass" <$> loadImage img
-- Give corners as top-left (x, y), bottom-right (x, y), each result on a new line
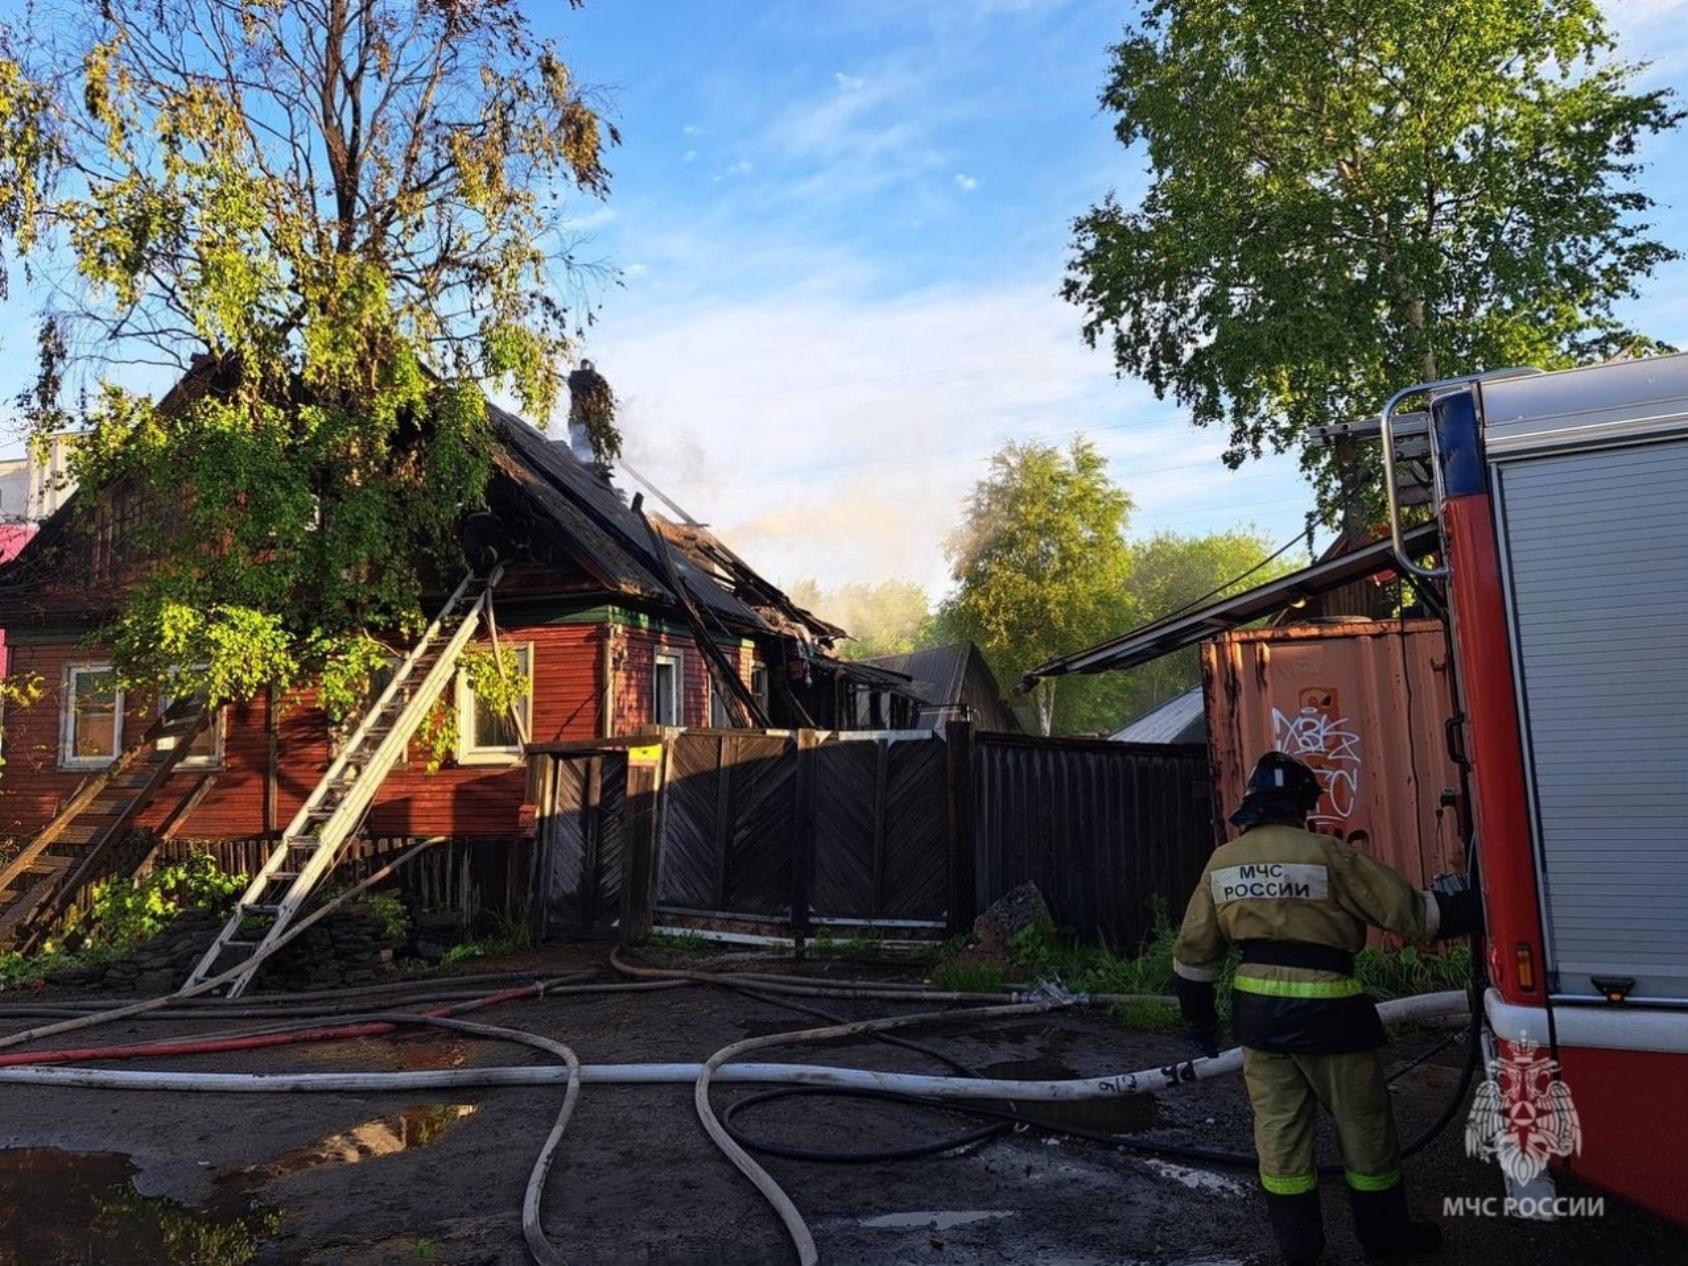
top-left (927, 910), bottom-right (1473, 1037)
top-left (436, 911), bottom-right (533, 968)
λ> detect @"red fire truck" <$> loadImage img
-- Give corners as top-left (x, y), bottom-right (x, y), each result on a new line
top-left (1374, 356), bottom-right (1688, 1223)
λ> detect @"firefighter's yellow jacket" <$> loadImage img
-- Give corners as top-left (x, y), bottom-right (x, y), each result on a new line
top-left (1173, 823), bottom-right (1442, 1051)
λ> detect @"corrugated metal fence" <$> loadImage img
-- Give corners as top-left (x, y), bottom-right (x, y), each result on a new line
top-left (968, 732), bottom-right (1213, 947)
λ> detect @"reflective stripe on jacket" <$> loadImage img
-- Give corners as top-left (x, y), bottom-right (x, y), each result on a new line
top-left (1173, 823), bottom-right (1441, 1052)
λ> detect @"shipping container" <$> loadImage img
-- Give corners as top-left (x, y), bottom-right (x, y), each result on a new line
top-left (1200, 619), bottom-right (1464, 889)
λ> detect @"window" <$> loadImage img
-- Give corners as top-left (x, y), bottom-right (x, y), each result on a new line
top-left (157, 668), bottom-right (223, 767)
top-left (157, 694), bottom-right (223, 767)
top-left (652, 652), bottom-right (682, 726)
top-left (458, 644), bottom-right (532, 763)
top-left (710, 661), bottom-right (770, 727)
top-left (62, 664), bottom-right (123, 768)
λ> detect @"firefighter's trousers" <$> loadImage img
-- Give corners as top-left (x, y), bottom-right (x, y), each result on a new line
top-left (1241, 1047), bottom-right (1402, 1195)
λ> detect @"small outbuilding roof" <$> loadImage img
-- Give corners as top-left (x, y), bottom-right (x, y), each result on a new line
top-left (860, 643), bottom-right (1021, 733)
top-left (1110, 686), bottom-right (1206, 745)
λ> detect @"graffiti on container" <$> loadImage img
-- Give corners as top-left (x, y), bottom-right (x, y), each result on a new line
top-left (1272, 687), bottom-right (1364, 837)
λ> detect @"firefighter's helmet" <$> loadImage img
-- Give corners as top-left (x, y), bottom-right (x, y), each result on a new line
top-left (1231, 752), bottom-right (1322, 829)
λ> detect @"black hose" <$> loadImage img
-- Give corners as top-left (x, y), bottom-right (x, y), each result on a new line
top-left (715, 979), bottom-right (1485, 1175)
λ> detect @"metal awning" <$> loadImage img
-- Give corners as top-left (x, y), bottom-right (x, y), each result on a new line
top-left (1020, 523), bottom-right (1439, 688)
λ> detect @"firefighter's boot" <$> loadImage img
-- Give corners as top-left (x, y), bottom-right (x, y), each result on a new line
top-left (1264, 1190), bottom-right (1325, 1265)
top-left (1348, 1183), bottom-right (1443, 1260)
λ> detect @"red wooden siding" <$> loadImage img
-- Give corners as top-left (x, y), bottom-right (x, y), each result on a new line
top-left (0, 622), bottom-right (610, 840)
top-left (611, 627), bottom-right (713, 735)
top-left (0, 617), bottom-right (768, 841)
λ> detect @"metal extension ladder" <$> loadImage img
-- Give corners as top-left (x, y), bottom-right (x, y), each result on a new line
top-left (181, 568), bottom-right (502, 996)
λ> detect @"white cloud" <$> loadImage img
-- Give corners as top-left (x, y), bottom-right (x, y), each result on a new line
top-left (683, 148), bottom-right (698, 163)
top-left (682, 124), bottom-right (703, 137)
top-left (561, 205), bottom-right (619, 232)
top-left (593, 281), bottom-right (1308, 593)
top-left (624, 262), bottom-right (649, 278)
top-left (834, 71), bottom-right (867, 91)
top-left (954, 172), bottom-right (980, 191)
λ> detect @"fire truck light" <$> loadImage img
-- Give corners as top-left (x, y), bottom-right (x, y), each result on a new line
top-left (1515, 944), bottom-right (1536, 993)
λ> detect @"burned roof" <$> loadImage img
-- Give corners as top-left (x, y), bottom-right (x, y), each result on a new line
top-left (0, 389), bottom-right (837, 647)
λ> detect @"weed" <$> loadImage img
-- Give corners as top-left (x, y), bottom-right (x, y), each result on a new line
top-left (0, 850), bottom-right (246, 989)
top-left (925, 904), bottom-right (1471, 1036)
top-left (645, 931), bottom-right (711, 953)
top-left (438, 911), bottom-right (533, 968)
top-left (925, 961), bottom-right (1007, 993)
top-left (366, 892), bottom-right (410, 941)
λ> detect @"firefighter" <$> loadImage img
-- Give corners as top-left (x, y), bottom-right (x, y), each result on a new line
top-left (1173, 752), bottom-right (1482, 1265)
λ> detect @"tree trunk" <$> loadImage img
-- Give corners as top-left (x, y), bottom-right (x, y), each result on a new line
top-left (1407, 297), bottom-right (1437, 381)
top-left (1036, 681), bottom-right (1055, 737)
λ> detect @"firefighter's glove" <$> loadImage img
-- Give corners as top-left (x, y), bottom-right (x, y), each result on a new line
top-left (1174, 973), bottom-right (1220, 1059)
top-left (1430, 872), bottom-right (1485, 940)
top-left (1185, 1022), bottom-right (1221, 1061)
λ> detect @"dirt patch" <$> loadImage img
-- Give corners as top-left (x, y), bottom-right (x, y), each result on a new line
top-left (0, 950), bottom-right (1684, 1265)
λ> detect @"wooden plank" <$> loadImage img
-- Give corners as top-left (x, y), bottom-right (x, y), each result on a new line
top-left (790, 728), bottom-right (818, 955)
top-left (713, 735), bottom-right (733, 908)
top-left (945, 719), bottom-right (977, 933)
top-left (870, 739), bottom-right (888, 918)
top-left (580, 755), bottom-right (603, 928)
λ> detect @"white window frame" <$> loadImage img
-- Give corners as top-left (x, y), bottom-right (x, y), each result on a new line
top-left (652, 651), bottom-right (683, 727)
top-left (457, 641), bottom-right (533, 765)
top-left (61, 662), bottom-right (124, 770)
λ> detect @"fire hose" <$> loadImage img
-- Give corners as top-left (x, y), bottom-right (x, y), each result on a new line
top-left (0, 956), bottom-right (1475, 1266)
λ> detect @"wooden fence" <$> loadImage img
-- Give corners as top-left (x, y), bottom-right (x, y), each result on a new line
top-left (528, 722), bottom-right (1213, 948)
top-left (149, 835), bottom-right (519, 927)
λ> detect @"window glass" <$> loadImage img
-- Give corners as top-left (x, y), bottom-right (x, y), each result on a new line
top-left (466, 645), bottom-right (531, 751)
top-left (68, 667), bottom-right (122, 763)
top-left (653, 654), bottom-right (681, 726)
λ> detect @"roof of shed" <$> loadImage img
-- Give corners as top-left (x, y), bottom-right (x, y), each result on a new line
top-left (1110, 686), bottom-right (1206, 745)
top-left (861, 642), bottom-right (1021, 733)
top-left (1021, 523), bottom-right (1439, 684)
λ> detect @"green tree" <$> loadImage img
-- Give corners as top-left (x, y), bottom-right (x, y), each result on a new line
top-left (0, 0), bottom-right (613, 708)
top-left (788, 578), bottom-right (936, 661)
top-left (1116, 528), bottom-right (1296, 720)
top-left (941, 438), bottom-right (1132, 736)
top-left (1065, 0), bottom-right (1680, 514)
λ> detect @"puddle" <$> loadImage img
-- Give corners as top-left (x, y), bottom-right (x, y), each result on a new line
top-left (1139, 1157), bottom-right (1247, 1197)
top-left (859, 1209), bottom-right (1016, 1231)
top-left (0, 1149), bottom-right (278, 1266)
top-left (226, 1104), bottom-right (477, 1189)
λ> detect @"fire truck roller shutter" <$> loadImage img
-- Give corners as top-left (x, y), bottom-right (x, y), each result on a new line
top-left (1492, 433), bottom-right (1688, 1004)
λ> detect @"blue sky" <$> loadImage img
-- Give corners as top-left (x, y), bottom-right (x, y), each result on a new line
top-left (3, 0), bottom-right (1687, 596)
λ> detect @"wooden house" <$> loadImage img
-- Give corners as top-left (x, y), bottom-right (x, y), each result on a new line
top-left (0, 398), bottom-right (914, 852)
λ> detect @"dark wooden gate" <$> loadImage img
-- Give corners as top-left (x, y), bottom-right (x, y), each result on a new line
top-left (654, 729), bottom-right (948, 926)
top-left (530, 725), bottom-right (1213, 949)
top-left (808, 732), bottom-right (948, 920)
top-left (534, 748), bottom-right (628, 935)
